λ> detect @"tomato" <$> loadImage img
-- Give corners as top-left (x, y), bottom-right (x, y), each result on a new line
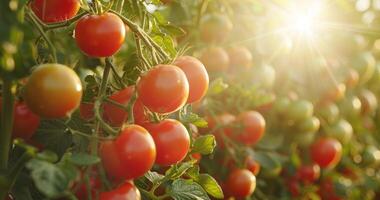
top-left (99, 125), bottom-right (156, 180)
top-left (326, 119), bottom-right (353, 144)
top-left (191, 153), bottom-right (202, 163)
top-left (75, 13), bottom-right (126, 57)
top-left (339, 95), bottom-right (362, 119)
top-left (103, 87), bottom-right (147, 127)
top-left (358, 89), bottom-right (378, 116)
top-left (24, 64), bottom-right (83, 118)
top-left (31, 0), bottom-right (80, 23)
top-left (310, 138), bottom-right (342, 168)
top-left (274, 97), bottom-right (291, 115)
top-left (227, 169), bottom-right (256, 198)
top-left (287, 100), bottom-right (314, 122)
top-left (297, 116), bottom-right (320, 133)
top-left (318, 103), bottom-right (340, 124)
top-left (79, 102), bottom-right (94, 121)
top-left (320, 84), bottom-right (346, 105)
top-left (227, 46), bottom-right (253, 69)
top-left (200, 14), bottom-right (233, 43)
top-left (207, 113), bottom-right (236, 148)
top-left (75, 177), bottom-right (101, 200)
top-left (200, 47), bottom-right (230, 72)
top-left (251, 64), bottom-right (276, 89)
top-left (362, 145), bottom-right (380, 166)
top-left (352, 52), bottom-right (376, 85)
top-left (0, 100), bottom-right (40, 140)
top-left (99, 182), bottom-right (141, 200)
top-left (235, 111), bottom-right (265, 145)
top-left (174, 56), bottom-right (209, 103)
top-left (318, 179), bottom-right (343, 200)
top-left (245, 157), bottom-right (260, 176)
top-left (286, 177), bottom-right (300, 197)
top-left (137, 65), bottom-right (189, 114)
top-left (143, 119), bottom-right (190, 166)
top-left (296, 164), bottom-right (320, 184)
top-left (344, 69), bottom-right (359, 88)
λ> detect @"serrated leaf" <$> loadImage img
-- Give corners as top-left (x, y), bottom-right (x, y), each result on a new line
top-left (192, 135), bottom-right (216, 155)
top-left (69, 153), bottom-right (100, 166)
top-left (26, 159), bottom-right (69, 198)
top-left (165, 161), bottom-right (194, 179)
top-left (186, 166), bottom-right (200, 179)
top-left (169, 179), bottom-right (210, 200)
top-left (145, 171), bottom-right (165, 185)
top-left (196, 174), bottom-right (224, 199)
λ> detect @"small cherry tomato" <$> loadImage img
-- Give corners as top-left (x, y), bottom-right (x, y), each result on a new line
top-left (296, 164), bottom-right (320, 184)
top-left (144, 119), bottom-right (190, 166)
top-left (207, 113), bottom-right (236, 148)
top-left (31, 0), bottom-right (80, 23)
top-left (200, 14), bottom-right (233, 43)
top-left (287, 100), bottom-right (314, 122)
top-left (200, 47), bottom-right (230, 72)
top-left (227, 46), bottom-right (253, 69)
top-left (99, 125), bottom-right (156, 180)
top-left (137, 65), bottom-right (189, 114)
top-left (235, 111), bottom-right (265, 145)
top-left (24, 64), bottom-right (83, 118)
top-left (75, 13), bottom-right (126, 57)
top-left (103, 87), bottom-right (147, 127)
top-left (99, 182), bottom-right (141, 200)
top-left (174, 56), bottom-right (209, 103)
top-left (227, 169), bottom-right (256, 198)
top-left (245, 157), bottom-right (260, 176)
top-left (310, 138), bottom-right (342, 168)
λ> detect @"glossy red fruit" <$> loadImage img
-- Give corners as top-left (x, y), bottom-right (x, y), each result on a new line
top-left (31, 0), bottom-right (80, 23)
top-left (227, 169), bottom-right (256, 198)
top-left (137, 65), bottom-right (189, 114)
top-left (79, 102), bottom-right (94, 121)
top-left (192, 153), bottom-right (202, 163)
top-left (174, 56), bottom-right (209, 103)
top-left (99, 125), bottom-right (156, 180)
top-left (200, 47), bottom-right (230, 72)
top-left (144, 119), bottom-right (190, 166)
top-left (235, 111), bottom-right (265, 145)
top-left (103, 87), bottom-right (146, 126)
top-left (311, 138), bottom-right (342, 168)
top-left (75, 13), bottom-right (126, 57)
top-left (75, 177), bottom-right (101, 200)
top-left (297, 164), bottom-right (320, 184)
top-left (99, 182), bottom-right (141, 200)
top-left (245, 157), bottom-right (260, 176)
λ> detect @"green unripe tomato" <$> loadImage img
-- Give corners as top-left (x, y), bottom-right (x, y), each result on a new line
top-left (339, 96), bottom-right (362, 119)
top-left (326, 119), bottom-right (353, 144)
top-left (286, 100), bottom-right (314, 122)
top-left (318, 103), bottom-right (340, 124)
top-left (297, 116), bottom-right (320, 133)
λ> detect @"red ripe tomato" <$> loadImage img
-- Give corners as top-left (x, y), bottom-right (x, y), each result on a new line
top-left (103, 87), bottom-right (146, 126)
top-left (99, 125), bottom-right (156, 180)
top-left (143, 119), bottom-right (190, 166)
top-left (235, 111), bottom-right (265, 145)
top-left (75, 177), bottom-right (101, 200)
top-left (79, 102), bottom-right (94, 121)
top-left (75, 13), bottom-right (126, 57)
top-left (227, 169), bottom-right (256, 198)
top-left (12, 102), bottom-right (41, 140)
top-left (174, 56), bottom-right (209, 103)
top-left (286, 177), bottom-right (300, 197)
top-left (99, 182), bottom-right (141, 200)
top-left (310, 138), bottom-right (342, 168)
top-left (137, 65), bottom-right (189, 114)
top-left (200, 47), bottom-right (230, 72)
top-left (207, 113), bottom-right (236, 148)
top-left (31, 0), bottom-right (80, 23)
top-left (245, 157), bottom-right (260, 176)
top-left (24, 64), bottom-right (83, 119)
top-left (296, 164), bottom-right (320, 184)
top-left (200, 14), bottom-right (233, 43)
top-left (227, 46), bottom-right (253, 69)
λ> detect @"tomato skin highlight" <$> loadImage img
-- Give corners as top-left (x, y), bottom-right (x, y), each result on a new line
top-left (75, 13), bottom-right (126, 57)
top-left (311, 138), bottom-right (342, 168)
top-left (144, 119), bottom-right (190, 166)
top-left (99, 182), bottom-right (141, 200)
top-left (235, 111), bottom-right (265, 145)
top-left (31, 0), bottom-right (80, 23)
top-left (137, 65), bottom-right (189, 114)
top-left (227, 169), bottom-right (256, 198)
top-left (99, 125), bottom-right (156, 180)
top-left (200, 47), bottom-right (230, 72)
top-left (24, 64), bottom-right (83, 119)
top-left (174, 56), bottom-right (209, 103)
top-left (103, 87), bottom-right (146, 126)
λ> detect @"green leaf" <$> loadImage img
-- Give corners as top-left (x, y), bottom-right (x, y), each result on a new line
top-left (186, 166), bottom-right (200, 179)
top-left (145, 171), bottom-right (165, 185)
top-left (181, 113), bottom-right (208, 128)
top-left (26, 159), bottom-right (70, 198)
top-left (169, 179), bottom-right (210, 200)
top-left (165, 161), bottom-right (194, 179)
top-left (161, 24), bottom-right (186, 36)
top-left (68, 153), bottom-right (100, 166)
top-left (192, 135), bottom-right (216, 155)
top-left (254, 151), bottom-right (282, 170)
top-left (208, 78), bottom-right (228, 95)
top-left (196, 174), bottom-right (224, 199)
